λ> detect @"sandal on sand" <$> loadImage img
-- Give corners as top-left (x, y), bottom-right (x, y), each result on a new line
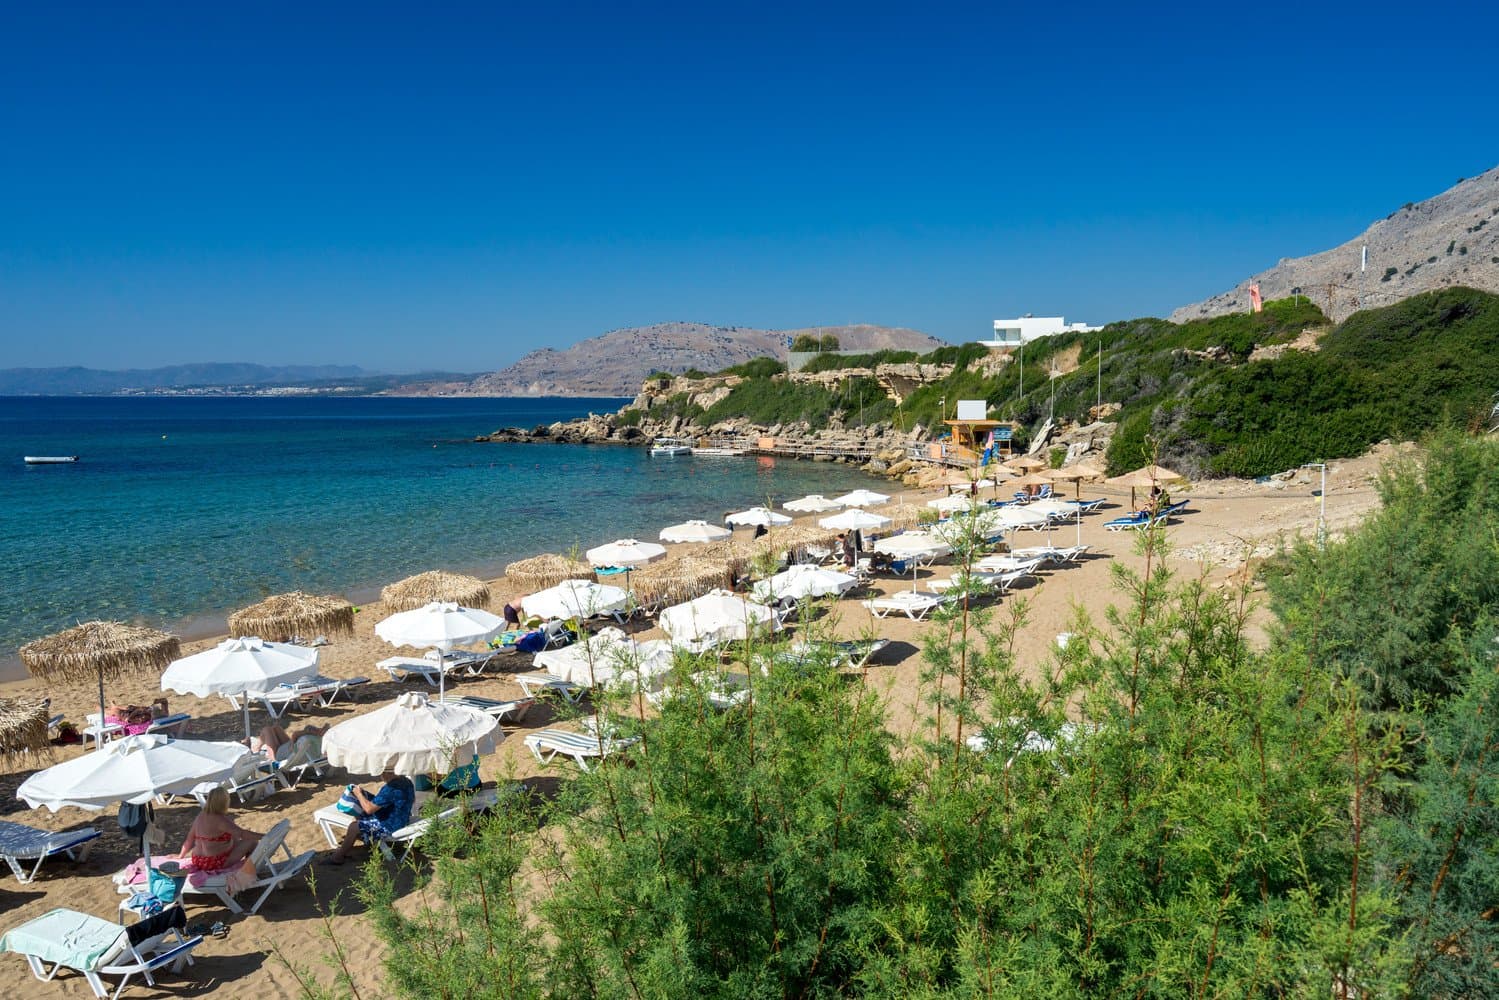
top-left (210, 921), bottom-right (230, 939)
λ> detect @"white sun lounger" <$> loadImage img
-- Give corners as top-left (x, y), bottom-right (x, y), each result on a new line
top-left (177, 819), bottom-right (314, 915)
top-left (3, 906), bottom-right (202, 1000)
top-left (313, 788), bottom-right (501, 860)
top-left (0, 821), bottom-right (99, 884)
top-left (513, 672), bottom-right (586, 704)
top-left (377, 656), bottom-right (473, 687)
top-left (224, 675), bottom-right (370, 719)
top-left (448, 695), bottom-right (536, 723)
top-left (861, 591), bottom-right (949, 620)
top-left (523, 729), bottom-right (640, 771)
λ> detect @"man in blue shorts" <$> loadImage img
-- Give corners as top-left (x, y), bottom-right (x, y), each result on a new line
top-left (326, 763), bottom-right (415, 864)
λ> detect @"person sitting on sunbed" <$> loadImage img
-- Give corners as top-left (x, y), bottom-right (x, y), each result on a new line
top-left (326, 765), bottom-right (415, 865)
top-left (179, 787), bottom-right (262, 873)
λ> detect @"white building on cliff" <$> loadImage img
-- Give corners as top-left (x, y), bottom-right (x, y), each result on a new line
top-left (978, 315), bottom-right (1100, 348)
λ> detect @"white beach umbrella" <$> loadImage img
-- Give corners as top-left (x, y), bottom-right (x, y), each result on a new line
top-left (874, 532), bottom-right (952, 591)
top-left (992, 506), bottom-right (1050, 530)
top-left (522, 580), bottom-right (629, 620)
top-left (783, 494), bottom-right (844, 514)
top-left (534, 627), bottom-right (675, 688)
top-left (725, 506), bottom-right (792, 528)
top-left (929, 494), bottom-right (981, 513)
top-left (818, 509), bottom-right (893, 532)
top-left (751, 564), bottom-right (858, 604)
top-left (585, 538), bottom-right (667, 568)
top-left (659, 519), bottom-right (733, 544)
top-left (934, 508), bottom-right (1006, 546)
top-left (160, 637), bottom-right (319, 741)
top-left (834, 489), bottom-right (890, 508)
top-left (659, 589), bottom-right (776, 648)
top-left (17, 734), bottom-right (251, 811)
top-left (375, 601), bottom-right (504, 701)
top-left (322, 691), bottom-right (500, 777)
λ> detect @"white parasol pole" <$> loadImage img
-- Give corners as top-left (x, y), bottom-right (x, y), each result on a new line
top-left (436, 647), bottom-right (445, 703)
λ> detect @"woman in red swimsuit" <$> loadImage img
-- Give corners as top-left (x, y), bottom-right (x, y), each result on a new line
top-left (178, 787), bottom-right (262, 872)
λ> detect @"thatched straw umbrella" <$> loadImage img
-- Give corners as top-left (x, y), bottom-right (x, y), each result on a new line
top-left (764, 522), bottom-right (843, 564)
top-left (631, 559), bottom-right (732, 608)
top-left (503, 553), bottom-right (594, 594)
top-left (1045, 462), bottom-right (1106, 498)
top-left (1106, 464), bottom-right (1186, 508)
top-left (1007, 454), bottom-right (1049, 472)
top-left (20, 621), bottom-right (181, 738)
top-left (228, 591), bottom-right (355, 642)
top-left (381, 570), bottom-right (491, 612)
top-left (0, 698), bottom-right (52, 766)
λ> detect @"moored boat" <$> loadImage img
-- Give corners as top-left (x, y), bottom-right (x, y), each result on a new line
top-left (649, 438), bottom-right (693, 456)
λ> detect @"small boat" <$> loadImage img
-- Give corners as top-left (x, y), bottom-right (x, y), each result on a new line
top-left (649, 438), bottom-right (693, 457)
top-left (23, 456), bottom-right (79, 464)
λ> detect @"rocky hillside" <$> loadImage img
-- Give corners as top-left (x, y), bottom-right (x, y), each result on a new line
top-left (1172, 165), bottom-right (1499, 324)
top-left (466, 322), bottom-right (946, 397)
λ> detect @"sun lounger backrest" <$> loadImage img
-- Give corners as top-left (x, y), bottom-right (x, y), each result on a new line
top-left (248, 820), bottom-right (290, 871)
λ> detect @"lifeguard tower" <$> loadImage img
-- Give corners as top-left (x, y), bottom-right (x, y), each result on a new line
top-left (922, 400), bottom-right (1019, 467)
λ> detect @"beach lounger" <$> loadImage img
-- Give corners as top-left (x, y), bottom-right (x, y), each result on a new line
top-left (2, 905), bottom-right (201, 1000)
top-left (861, 591), bottom-right (949, 620)
top-left (523, 729), bottom-right (640, 771)
top-left (513, 672), bottom-right (586, 704)
top-left (1069, 498), bottom-right (1108, 512)
top-left (772, 638), bottom-right (889, 673)
top-left (378, 656), bottom-right (457, 687)
top-left (224, 675), bottom-right (369, 719)
top-left (1104, 512), bottom-right (1150, 531)
top-left (0, 821), bottom-right (99, 884)
top-left (174, 820), bottom-right (313, 915)
top-left (144, 714), bottom-right (191, 738)
top-left (187, 754), bottom-right (284, 807)
top-left (313, 788), bottom-right (500, 860)
top-left (448, 695), bottom-right (536, 724)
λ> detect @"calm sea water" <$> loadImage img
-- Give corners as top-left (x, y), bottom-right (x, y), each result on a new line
top-left (0, 396), bottom-right (894, 666)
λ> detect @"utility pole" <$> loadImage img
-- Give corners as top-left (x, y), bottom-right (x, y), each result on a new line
top-left (1303, 462), bottom-right (1327, 549)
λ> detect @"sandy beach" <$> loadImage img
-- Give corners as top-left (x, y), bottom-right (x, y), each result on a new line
top-left (0, 447), bottom-right (1398, 999)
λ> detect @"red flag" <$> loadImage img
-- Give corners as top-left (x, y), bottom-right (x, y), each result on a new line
top-left (1248, 283), bottom-right (1263, 313)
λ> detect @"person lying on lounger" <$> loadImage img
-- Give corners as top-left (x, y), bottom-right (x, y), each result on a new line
top-left (250, 723), bottom-right (328, 762)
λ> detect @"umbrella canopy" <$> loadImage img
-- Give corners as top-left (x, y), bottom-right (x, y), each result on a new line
top-left (161, 637), bottom-right (318, 698)
top-left (834, 489), bottom-right (890, 508)
top-left (382, 571), bottom-right (491, 613)
top-left (161, 637), bottom-right (320, 741)
top-left (783, 494), bottom-right (844, 513)
top-left (630, 559), bottom-right (734, 607)
top-left (991, 506), bottom-right (1051, 529)
top-left (725, 507), bottom-right (792, 528)
top-left (503, 553), bottom-right (595, 593)
top-left (522, 580), bottom-right (629, 620)
top-left (227, 591), bottom-right (354, 641)
top-left (20, 621), bottom-right (180, 742)
top-left (1045, 463), bottom-right (1105, 497)
top-left (376, 602), bottom-right (504, 701)
top-left (819, 509), bottom-right (893, 532)
top-left (659, 519), bottom-right (734, 544)
top-left (534, 627), bottom-right (675, 688)
top-left (1106, 464), bottom-right (1186, 506)
top-left (659, 590), bottom-right (776, 647)
top-left (929, 494), bottom-right (982, 513)
top-left (751, 565), bottom-right (858, 603)
top-left (1010, 471), bottom-right (1054, 489)
top-left (1027, 499), bottom-right (1083, 518)
top-left (1107, 464), bottom-right (1186, 489)
top-left (17, 735), bottom-right (250, 811)
top-left (322, 692), bottom-right (500, 777)
top-left (872, 532), bottom-right (952, 560)
top-left (586, 538), bottom-right (667, 568)
top-left (0, 699), bottom-right (52, 766)
top-left (1007, 455), bottom-right (1049, 472)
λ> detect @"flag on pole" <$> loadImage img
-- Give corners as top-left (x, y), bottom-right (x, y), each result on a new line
top-left (1248, 283), bottom-right (1263, 313)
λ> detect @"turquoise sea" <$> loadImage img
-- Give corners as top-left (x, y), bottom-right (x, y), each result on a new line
top-left (0, 397), bottom-right (894, 673)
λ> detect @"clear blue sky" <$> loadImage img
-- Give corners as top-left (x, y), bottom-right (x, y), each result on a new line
top-left (2, 2), bottom-right (1495, 373)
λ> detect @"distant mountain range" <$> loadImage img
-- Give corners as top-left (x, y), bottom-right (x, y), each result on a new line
top-left (0, 363), bottom-right (371, 395)
top-left (1173, 164), bottom-right (1499, 323)
top-left (437, 322), bottom-right (949, 397)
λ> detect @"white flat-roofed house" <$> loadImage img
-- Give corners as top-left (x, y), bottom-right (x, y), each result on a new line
top-left (979, 315), bottom-right (1100, 348)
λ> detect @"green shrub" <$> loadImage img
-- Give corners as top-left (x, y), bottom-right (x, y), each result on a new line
top-left (720, 357), bottom-right (785, 378)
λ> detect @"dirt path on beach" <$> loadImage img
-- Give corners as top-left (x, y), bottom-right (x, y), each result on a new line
top-left (0, 444), bottom-right (1401, 998)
